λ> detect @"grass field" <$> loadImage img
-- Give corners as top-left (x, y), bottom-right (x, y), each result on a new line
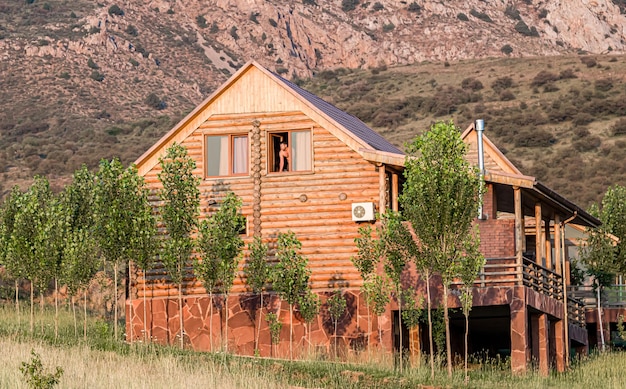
top-left (0, 304), bottom-right (625, 388)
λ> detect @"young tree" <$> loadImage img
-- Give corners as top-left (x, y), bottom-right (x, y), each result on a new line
top-left (378, 211), bottom-right (415, 372)
top-left (0, 187), bottom-right (24, 326)
top-left (401, 287), bottom-right (423, 367)
top-left (327, 290), bottom-right (347, 359)
top-left (95, 158), bottom-right (156, 341)
top-left (363, 274), bottom-right (390, 348)
top-left (196, 192), bottom-right (244, 352)
top-left (266, 312), bottom-right (282, 357)
top-left (243, 236), bottom-right (271, 353)
top-left (457, 231), bottom-right (484, 383)
top-left (401, 120), bottom-right (484, 377)
top-left (351, 224), bottom-right (379, 353)
top-left (297, 291), bottom-right (321, 356)
top-left (271, 231), bottom-right (311, 360)
top-left (158, 144), bottom-right (200, 348)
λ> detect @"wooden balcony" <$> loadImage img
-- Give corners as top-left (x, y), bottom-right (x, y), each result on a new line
top-left (454, 256), bottom-right (585, 326)
top-left (568, 284), bottom-right (626, 309)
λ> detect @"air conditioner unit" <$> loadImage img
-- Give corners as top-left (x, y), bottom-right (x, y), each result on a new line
top-left (351, 202), bottom-right (375, 222)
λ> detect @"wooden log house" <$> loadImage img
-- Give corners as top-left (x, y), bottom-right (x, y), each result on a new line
top-left (128, 61), bottom-right (600, 373)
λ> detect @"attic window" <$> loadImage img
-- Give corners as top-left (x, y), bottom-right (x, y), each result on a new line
top-left (268, 130), bottom-right (312, 173)
top-left (205, 134), bottom-right (248, 177)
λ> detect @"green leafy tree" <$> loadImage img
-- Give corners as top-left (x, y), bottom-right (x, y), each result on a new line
top-left (45, 194), bottom-right (69, 340)
top-left (196, 192), bottom-right (244, 352)
top-left (457, 230), bottom-right (484, 383)
top-left (596, 185), bottom-right (626, 274)
top-left (401, 287), bottom-right (423, 366)
top-left (0, 187), bottom-right (24, 325)
top-left (363, 274), bottom-right (390, 347)
top-left (158, 144), bottom-right (200, 348)
top-left (266, 312), bottom-right (282, 357)
top-left (95, 158), bottom-right (156, 341)
top-left (327, 290), bottom-right (347, 358)
top-left (20, 349), bottom-right (63, 389)
top-left (378, 211), bottom-right (415, 372)
top-left (243, 236), bottom-right (271, 353)
top-left (297, 291), bottom-right (321, 356)
top-left (271, 231), bottom-right (311, 359)
top-left (401, 120), bottom-right (484, 377)
top-left (351, 224), bottom-right (379, 352)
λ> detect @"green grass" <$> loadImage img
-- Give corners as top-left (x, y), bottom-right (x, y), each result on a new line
top-left (0, 303), bottom-right (625, 388)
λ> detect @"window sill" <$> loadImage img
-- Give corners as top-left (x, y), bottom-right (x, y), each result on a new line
top-left (204, 174), bottom-right (251, 181)
top-left (266, 170), bottom-right (314, 177)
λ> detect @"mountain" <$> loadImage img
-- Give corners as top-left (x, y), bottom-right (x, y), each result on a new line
top-left (1, 0), bottom-right (625, 204)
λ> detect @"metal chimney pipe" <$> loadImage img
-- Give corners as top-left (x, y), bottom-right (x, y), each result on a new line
top-left (476, 119), bottom-right (485, 220)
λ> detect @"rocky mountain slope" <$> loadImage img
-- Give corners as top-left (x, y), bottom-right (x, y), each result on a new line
top-left (1, 0), bottom-right (626, 202)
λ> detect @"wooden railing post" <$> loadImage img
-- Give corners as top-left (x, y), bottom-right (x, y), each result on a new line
top-left (514, 187), bottom-right (523, 285)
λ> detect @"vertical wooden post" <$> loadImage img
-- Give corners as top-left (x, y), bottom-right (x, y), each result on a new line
top-left (379, 164), bottom-right (386, 215)
top-left (514, 187), bottom-right (523, 285)
top-left (544, 218), bottom-right (552, 271)
top-left (554, 215), bottom-right (562, 276)
top-left (535, 203), bottom-right (542, 266)
top-left (392, 172), bottom-right (399, 212)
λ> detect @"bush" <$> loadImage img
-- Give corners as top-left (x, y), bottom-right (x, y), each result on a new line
top-left (341, 0), bottom-right (359, 12)
top-left (408, 2), bottom-right (421, 12)
top-left (559, 69), bottom-right (577, 79)
top-left (501, 44), bottom-right (513, 54)
top-left (87, 58), bottom-right (98, 69)
top-left (531, 70), bottom-right (558, 86)
top-left (20, 350), bottom-right (63, 389)
top-left (303, 0), bottom-right (318, 5)
top-left (372, 2), bottom-right (384, 11)
top-left (573, 136), bottom-right (601, 152)
top-left (58, 72), bottom-right (70, 79)
top-left (580, 56), bottom-right (597, 68)
top-left (145, 93), bottom-right (166, 110)
top-left (90, 71), bottom-right (104, 82)
top-left (595, 78), bottom-right (613, 92)
top-left (515, 20), bottom-right (539, 36)
top-left (611, 118), bottom-right (626, 136)
top-left (108, 4), bottom-right (124, 16)
top-left (196, 15), bottom-right (207, 28)
top-left (538, 8), bottom-right (548, 18)
top-left (230, 26), bottom-right (239, 40)
top-left (499, 90), bottom-right (516, 101)
top-left (470, 9), bottom-right (493, 23)
top-left (513, 127), bottom-right (555, 147)
top-left (382, 22), bottom-right (395, 32)
top-left (457, 13), bottom-right (469, 21)
top-left (491, 76), bottom-right (513, 92)
top-left (249, 12), bottom-right (259, 24)
top-left (268, 18), bottom-right (278, 27)
top-left (572, 113), bottom-right (594, 126)
top-left (210, 22), bottom-right (219, 33)
top-left (125, 24), bottom-right (138, 36)
top-left (461, 77), bottom-right (483, 91)
top-left (504, 6), bottom-right (521, 20)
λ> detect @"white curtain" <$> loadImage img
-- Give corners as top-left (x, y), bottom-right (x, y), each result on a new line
top-left (206, 135), bottom-right (229, 176)
top-left (232, 136), bottom-right (248, 174)
top-left (291, 131), bottom-right (311, 171)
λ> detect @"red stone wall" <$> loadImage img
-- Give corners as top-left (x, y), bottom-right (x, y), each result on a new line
top-left (126, 289), bottom-right (393, 358)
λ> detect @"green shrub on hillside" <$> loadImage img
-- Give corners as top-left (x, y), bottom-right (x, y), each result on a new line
top-left (342, 0), bottom-right (360, 12)
top-left (470, 9), bottom-right (493, 23)
top-left (457, 13), bottom-right (469, 21)
top-left (531, 70), bottom-right (558, 86)
top-left (108, 5), bottom-right (124, 16)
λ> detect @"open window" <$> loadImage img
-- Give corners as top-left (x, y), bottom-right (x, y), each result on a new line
top-left (268, 130), bottom-right (312, 173)
top-left (205, 134), bottom-right (248, 177)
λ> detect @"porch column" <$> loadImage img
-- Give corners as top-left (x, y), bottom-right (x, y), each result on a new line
top-left (552, 319), bottom-right (565, 372)
top-left (554, 215), bottom-right (562, 276)
top-left (514, 187), bottom-right (523, 285)
top-left (392, 172), bottom-right (399, 212)
top-left (537, 313), bottom-right (549, 376)
top-left (379, 164), bottom-right (386, 215)
top-left (535, 203), bottom-right (543, 266)
top-left (510, 287), bottom-right (528, 374)
top-left (544, 218), bottom-right (553, 271)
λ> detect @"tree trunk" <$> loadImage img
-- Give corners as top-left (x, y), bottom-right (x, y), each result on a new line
top-left (426, 271), bottom-right (435, 380)
top-left (143, 278), bottom-right (148, 342)
top-left (224, 294), bottom-right (229, 352)
top-left (255, 292), bottom-right (263, 354)
top-left (114, 262), bottom-right (119, 340)
top-left (598, 285), bottom-right (605, 352)
top-left (209, 291), bottom-right (213, 352)
top-left (334, 318), bottom-right (338, 359)
top-left (464, 312), bottom-right (469, 384)
top-left (30, 281), bottom-right (34, 334)
top-left (367, 300), bottom-right (372, 357)
top-left (54, 278), bottom-right (59, 340)
top-left (398, 285), bottom-right (403, 373)
top-left (15, 280), bottom-right (20, 329)
top-left (72, 295), bottom-right (77, 338)
top-left (289, 304), bottom-right (293, 360)
top-left (443, 286), bottom-right (452, 378)
top-left (378, 315), bottom-right (383, 350)
top-left (40, 291), bottom-right (44, 335)
top-left (128, 260), bottom-right (133, 344)
top-left (83, 290), bottom-right (88, 341)
top-left (178, 281), bottom-right (184, 349)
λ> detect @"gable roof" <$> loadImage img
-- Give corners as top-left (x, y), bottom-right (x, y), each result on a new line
top-left (134, 60), bottom-right (404, 175)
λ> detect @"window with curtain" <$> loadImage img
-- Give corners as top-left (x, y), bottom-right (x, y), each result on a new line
top-left (268, 130), bottom-right (312, 173)
top-left (205, 134), bottom-right (248, 177)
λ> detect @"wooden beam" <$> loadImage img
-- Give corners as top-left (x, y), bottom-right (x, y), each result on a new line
top-left (554, 214), bottom-right (562, 276)
top-left (484, 172), bottom-right (535, 189)
top-left (545, 218), bottom-right (552, 271)
top-left (514, 187), bottom-right (523, 284)
top-left (392, 172), bottom-right (399, 212)
top-left (379, 165), bottom-right (387, 215)
top-left (535, 203), bottom-right (542, 265)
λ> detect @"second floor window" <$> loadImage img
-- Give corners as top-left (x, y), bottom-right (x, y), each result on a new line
top-left (205, 134), bottom-right (248, 177)
top-left (268, 130), bottom-right (312, 173)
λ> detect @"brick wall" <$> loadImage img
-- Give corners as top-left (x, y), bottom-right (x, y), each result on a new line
top-left (478, 218), bottom-right (516, 258)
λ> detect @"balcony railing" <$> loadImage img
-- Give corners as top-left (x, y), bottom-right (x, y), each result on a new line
top-left (568, 284), bottom-right (626, 309)
top-left (453, 256), bottom-right (585, 326)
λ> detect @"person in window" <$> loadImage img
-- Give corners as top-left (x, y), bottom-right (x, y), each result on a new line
top-left (278, 141), bottom-right (290, 172)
